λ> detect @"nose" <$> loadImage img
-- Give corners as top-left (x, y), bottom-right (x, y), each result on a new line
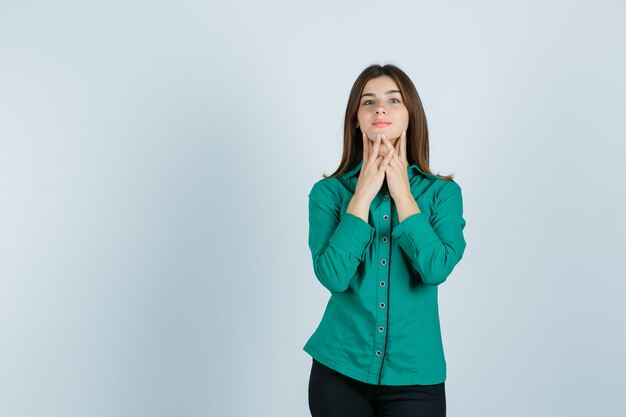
top-left (376, 105), bottom-right (387, 115)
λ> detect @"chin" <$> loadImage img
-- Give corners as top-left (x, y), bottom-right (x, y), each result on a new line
top-left (367, 130), bottom-right (401, 141)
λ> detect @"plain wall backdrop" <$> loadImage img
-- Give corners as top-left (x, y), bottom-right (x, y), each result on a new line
top-left (1, 0), bottom-right (625, 416)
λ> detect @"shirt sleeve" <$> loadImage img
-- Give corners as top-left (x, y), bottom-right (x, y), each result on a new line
top-left (391, 179), bottom-right (467, 286)
top-left (308, 180), bottom-right (375, 293)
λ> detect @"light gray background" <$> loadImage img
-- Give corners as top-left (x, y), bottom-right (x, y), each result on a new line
top-left (1, 0), bottom-right (625, 416)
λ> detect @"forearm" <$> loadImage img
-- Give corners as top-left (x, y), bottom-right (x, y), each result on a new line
top-left (390, 182), bottom-right (467, 286)
top-left (346, 194), bottom-right (371, 223)
top-left (310, 212), bottom-right (375, 293)
top-left (394, 193), bottom-right (420, 223)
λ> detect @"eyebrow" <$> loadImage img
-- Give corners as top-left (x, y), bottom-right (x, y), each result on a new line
top-left (361, 89), bottom-right (401, 98)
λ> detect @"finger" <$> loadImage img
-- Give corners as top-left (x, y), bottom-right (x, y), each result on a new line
top-left (394, 132), bottom-right (401, 156)
top-left (370, 134), bottom-right (382, 165)
top-left (362, 132), bottom-right (370, 165)
top-left (373, 154), bottom-right (384, 170)
top-left (391, 151), bottom-right (403, 169)
top-left (386, 152), bottom-right (398, 171)
top-left (381, 134), bottom-right (395, 154)
top-left (379, 146), bottom-right (394, 172)
top-left (394, 151), bottom-right (408, 170)
top-left (400, 130), bottom-right (407, 162)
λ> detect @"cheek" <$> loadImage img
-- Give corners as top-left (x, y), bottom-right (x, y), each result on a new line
top-left (356, 111), bottom-right (366, 127)
top-left (397, 109), bottom-right (409, 126)
top-left (388, 126), bottom-right (404, 140)
top-left (395, 118), bottom-right (409, 134)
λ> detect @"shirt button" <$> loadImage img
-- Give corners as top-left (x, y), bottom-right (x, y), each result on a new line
top-left (379, 302), bottom-right (385, 308)
top-left (378, 326), bottom-right (384, 332)
top-left (379, 281), bottom-right (386, 287)
top-left (383, 194), bottom-right (388, 200)
top-left (382, 236), bottom-right (388, 243)
top-left (383, 214), bottom-right (389, 220)
top-left (375, 350), bottom-right (382, 356)
top-left (380, 259), bottom-right (387, 265)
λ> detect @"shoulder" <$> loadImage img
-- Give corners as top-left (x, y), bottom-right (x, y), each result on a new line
top-left (308, 177), bottom-right (343, 206)
top-left (433, 177), bottom-right (464, 209)
top-left (439, 177), bottom-right (462, 194)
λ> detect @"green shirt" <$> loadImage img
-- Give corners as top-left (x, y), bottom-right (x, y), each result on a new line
top-left (303, 159), bottom-right (467, 385)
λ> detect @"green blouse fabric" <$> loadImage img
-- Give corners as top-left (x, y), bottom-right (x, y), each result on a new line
top-left (303, 159), bottom-right (467, 385)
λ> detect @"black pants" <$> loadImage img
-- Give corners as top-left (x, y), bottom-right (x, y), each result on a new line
top-left (308, 358), bottom-right (446, 417)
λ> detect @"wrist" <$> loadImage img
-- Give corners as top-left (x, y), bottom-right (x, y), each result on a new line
top-left (393, 191), bottom-right (415, 206)
top-left (394, 193), bottom-right (420, 223)
top-left (347, 195), bottom-right (371, 223)
top-left (351, 192), bottom-right (372, 207)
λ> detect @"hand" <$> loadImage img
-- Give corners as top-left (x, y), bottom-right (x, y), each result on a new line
top-left (380, 131), bottom-right (412, 202)
top-left (353, 132), bottom-right (395, 205)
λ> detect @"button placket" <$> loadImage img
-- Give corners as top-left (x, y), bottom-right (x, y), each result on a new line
top-left (372, 187), bottom-right (391, 378)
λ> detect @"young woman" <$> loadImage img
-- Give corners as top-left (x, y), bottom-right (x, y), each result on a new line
top-left (304, 64), bottom-right (467, 417)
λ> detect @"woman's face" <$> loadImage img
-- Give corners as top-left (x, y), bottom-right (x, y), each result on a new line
top-left (356, 75), bottom-right (409, 146)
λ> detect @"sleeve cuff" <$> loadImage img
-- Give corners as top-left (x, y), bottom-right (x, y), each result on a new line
top-left (329, 212), bottom-right (375, 261)
top-left (391, 212), bottom-right (439, 253)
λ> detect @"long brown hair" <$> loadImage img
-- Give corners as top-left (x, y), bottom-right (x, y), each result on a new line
top-left (323, 64), bottom-right (453, 181)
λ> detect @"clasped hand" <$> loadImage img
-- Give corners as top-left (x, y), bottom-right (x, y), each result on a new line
top-left (356, 131), bottom-right (412, 204)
